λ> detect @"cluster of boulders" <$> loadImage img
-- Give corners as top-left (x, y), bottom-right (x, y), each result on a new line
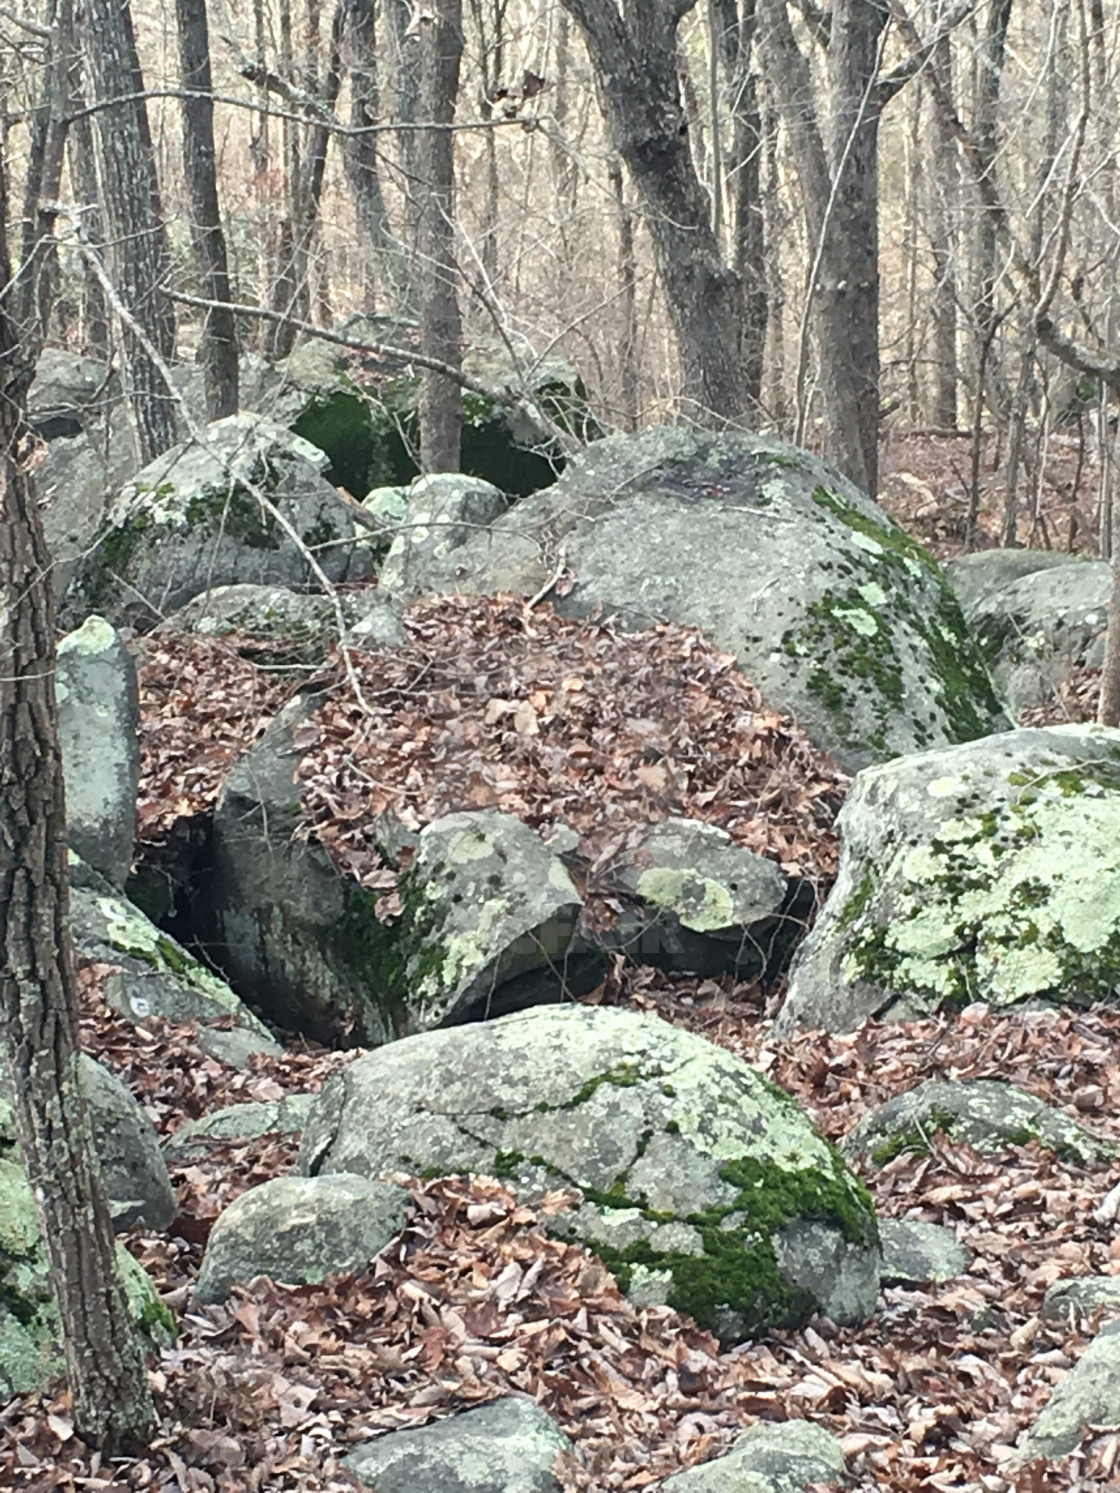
top-left (8, 354), bottom-right (1120, 1482)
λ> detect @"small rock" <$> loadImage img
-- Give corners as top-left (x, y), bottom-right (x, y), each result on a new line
top-left (660, 1418), bottom-right (847, 1492)
top-left (878, 1218), bottom-right (970, 1286)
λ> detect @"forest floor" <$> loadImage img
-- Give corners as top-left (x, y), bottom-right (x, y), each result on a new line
top-left (3, 432), bottom-right (1119, 1493)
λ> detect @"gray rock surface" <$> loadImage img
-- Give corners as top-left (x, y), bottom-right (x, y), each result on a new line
top-left (778, 725), bottom-right (1120, 1032)
top-left (56, 615), bottom-right (140, 888)
top-left (38, 427), bottom-right (139, 595)
top-left (164, 1095), bottom-right (315, 1159)
top-left (1015, 1319), bottom-right (1120, 1461)
top-left (842, 1079), bottom-right (1115, 1169)
top-left (64, 414), bottom-right (355, 630)
top-left (195, 1172), bottom-right (408, 1303)
top-left (878, 1218), bottom-right (971, 1286)
top-left (299, 1004), bottom-right (880, 1341)
top-left (1042, 1276), bottom-right (1120, 1326)
top-left (375, 427), bottom-right (1008, 773)
top-left (0, 1055), bottom-right (174, 1232)
top-left (945, 549), bottom-right (1082, 613)
top-left (69, 853), bottom-right (280, 1066)
top-left (156, 581), bottom-right (406, 660)
top-left (963, 560), bottom-right (1109, 712)
top-left (379, 474), bottom-right (508, 592)
top-left (345, 1397), bottom-right (572, 1493)
top-left (660, 1418), bottom-right (847, 1492)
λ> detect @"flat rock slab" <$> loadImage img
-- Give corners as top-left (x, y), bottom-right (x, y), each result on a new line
top-left (299, 1004), bottom-right (879, 1342)
top-left (779, 725), bottom-right (1120, 1032)
top-left (878, 1219), bottom-right (971, 1286)
top-left (377, 427), bottom-right (1008, 773)
top-left (1015, 1319), bottom-right (1120, 1461)
top-left (164, 1095), bottom-right (315, 1159)
top-left (660, 1419), bottom-right (846, 1492)
top-left (842, 1079), bottom-right (1115, 1169)
top-left (57, 615), bottom-right (140, 888)
top-left (345, 1397), bottom-right (572, 1492)
top-left (157, 582), bottom-right (405, 660)
top-left (195, 1173), bottom-right (408, 1303)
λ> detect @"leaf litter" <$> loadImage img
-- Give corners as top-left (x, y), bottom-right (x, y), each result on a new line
top-left (6, 595), bottom-right (1120, 1489)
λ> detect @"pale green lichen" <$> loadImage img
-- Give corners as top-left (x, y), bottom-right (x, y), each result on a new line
top-left (634, 869), bottom-right (735, 932)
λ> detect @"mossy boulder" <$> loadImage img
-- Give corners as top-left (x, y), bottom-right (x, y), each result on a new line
top-left (69, 853), bottom-right (280, 1067)
top-left (64, 414), bottom-right (355, 631)
top-left (299, 1004), bottom-right (880, 1342)
top-left (0, 1156), bottom-right (174, 1396)
top-left (374, 427), bottom-right (1008, 773)
top-left (841, 1078), bottom-right (1115, 1169)
top-left (778, 725), bottom-right (1120, 1032)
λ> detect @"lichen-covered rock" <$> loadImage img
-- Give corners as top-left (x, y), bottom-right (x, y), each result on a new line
top-left (1014, 1319), bottom-right (1120, 1461)
top-left (164, 1095), bottom-right (315, 1159)
top-left (962, 559), bottom-right (1109, 712)
top-left (0, 1156), bottom-right (174, 1395)
top-left (945, 548), bottom-right (1083, 614)
top-left (299, 1005), bottom-right (879, 1341)
top-left (208, 711), bottom-right (590, 1041)
top-left (373, 428), bottom-right (1008, 772)
top-left (660, 1419), bottom-right (847, 1492)
top-left (156, 581), bottom-right (405, 662)
top-left (878, 1219), bottom-right (971, 1286)
top-left (604, 817), bottom-right (796, 980)
top-left (1, 1056), bottom-right (174, 1232)
top-left (64, 414), bottom-right (355, 630)
top-left (1043, 1276), bottom-right (1120, 1326)
top-left (379, 474), bottom-right (508, 592)
top-left (345, 1396), bottom-right (572, 1493)
top-left (69, 853), bottom-right (279, 1066)
top-left (194, 1173), bottom-right (407, 1303)
top-left (778, 725), bottom-right (1120, 1032)
top-left (56, 615), bottom-right (140, 888)
top-left (842, 1078), bottom-right (1115, 1169)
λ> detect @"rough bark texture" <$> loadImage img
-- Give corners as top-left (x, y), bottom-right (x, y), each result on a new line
top-left (79, 0), bottom-right (176, 461)
top-left (559, 0), bottom-right (751, 423)
top-left (927, 31), bottom-right (958, 429)
top-left (417, 1), bottom-right (464, 473)
top-left (973, 0), bottom-right (1014, 423)
top-left (0, 148), bottom-right (156, 1454)
top-left (16, 0), bottom-right (72, 354)
top-left (175, 0), bottom-right (239, 418)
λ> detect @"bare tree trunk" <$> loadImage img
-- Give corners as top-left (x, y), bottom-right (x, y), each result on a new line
top-left (927, 29), bottom-right (958, 428)
top-left (559, 0), bottom-right (750, 422)
top-left (66, 96), bottom-right (110, 358)
top-left (17, 0), bottom-right (73, 353)
top-left (175, 0), bottom-right (239, 417)
top-left (79, 0), bottom-right (176, 460)
top-left (417, 0), bottom-right (464, 472)
top-left (608, 156), bottom-right (639, 429)
top-left (0, 146), bottom-right (156, 1457)
top-left (385, 0), bottom-right (423, 247)
top-left (340, 0), bottom-right (415, 311)
top-left (466, 0), bottom-right (508, 283)
top-left (971, 0), bottom-right (1013, 424)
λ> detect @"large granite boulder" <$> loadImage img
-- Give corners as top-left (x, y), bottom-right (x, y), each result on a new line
top-left (959, 558), bottom-right (1109, 712)
top-left (69, 854), bottom-right (280, 1067)
top-left (1, 1055), bottom-right (175, 1232)
top-left (28, 349), bottom-right (123, 440)
top-left (300, 1004), bottom-right (880, 1342)
top-left (777, 725), bottom-right (1120, 1033)
top-left (376, 428), bottom-right (1008, 773)
top-left (345, 1397), bottom-right (573, 1493)
top-left (945, 548), bottom-right (1083, 614)
top-left (56, 615), bottom-right (140, 888)
top-left (661, 1419), bottom-right (846, 1493)
top-left (63, 414), bottom-right (355, 630)
top-left (1014, 1319), bottom-right (1120, 1462)
top-left (0, 1156), bottom-right (174, 1395)
top-left (195, 1173), bottom-right (408, 1303)
top-left (378, 474), bottom-right (508, 592)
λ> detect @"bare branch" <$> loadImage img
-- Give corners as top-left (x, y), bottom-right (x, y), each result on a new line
top-left (876, 0), bottom-right (975, 105)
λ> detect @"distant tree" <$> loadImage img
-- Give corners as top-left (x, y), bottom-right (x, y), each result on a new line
top-left (0, 144), bottom-right (157, 1456)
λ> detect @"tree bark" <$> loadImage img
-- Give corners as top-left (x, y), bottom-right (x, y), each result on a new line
top-left (417, 0), bottom-right (464, 473)
top-left (972, 0), bottom-right (1014, 424)
top-left (79, 0), bottom-right (176, 460)
top-left (16, 0), bottom-right (73, 354)
top-left (0, 143), bottom-right (156, 1456)
top-left (175, 0), bottom-right (238, 418)
top-left (558, 0), bottom-right (751, 423)
top-left (927, 29), bottom-right (958, 428)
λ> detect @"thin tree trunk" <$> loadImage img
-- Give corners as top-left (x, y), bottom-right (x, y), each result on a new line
top-left (384, 0), bottom-right (423, 247)
top-left (79, 0), bottom-right (177, 460)
top-left (17, 0), bottom-right (72, 353)
top-left (175, 0), bottom-right (239, 417)
top-left (417, 0), bottom-right (464, 472)
top-left (927, 29), bottom-right (958, 428)
top-left (608, 156), bottom-right (639, 429)
top-left (0, 146), bottom-right (156, 1456)
top-left (66, 96), bottom-right (110, 358)
top-left (972, 0), bottom-right (1013, 425)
